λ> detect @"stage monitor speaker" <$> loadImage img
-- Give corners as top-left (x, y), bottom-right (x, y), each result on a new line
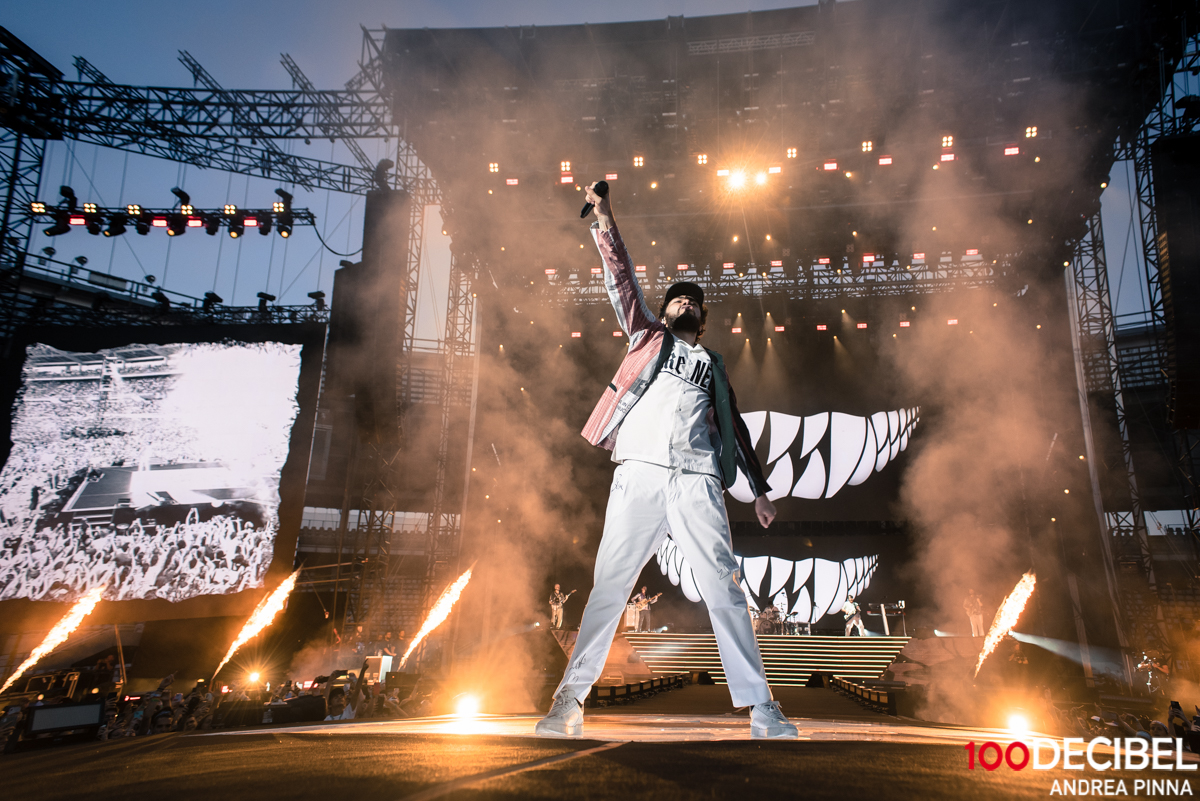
top-left (1151, 134), bottom-right (1200, 428)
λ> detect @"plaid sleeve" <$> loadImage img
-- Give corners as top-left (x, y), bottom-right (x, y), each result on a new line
top-left (592, 222), bottom-right (660, 340)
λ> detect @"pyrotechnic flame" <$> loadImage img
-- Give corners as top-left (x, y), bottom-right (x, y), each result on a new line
top-left (399, 568), bottom-right (473, 669)
top-left (212, 568), bottom-right (300, 681)
top-left (0, 586), bottom-right (105, 694)
top-left (974, 571), bottom-right (1037, 677)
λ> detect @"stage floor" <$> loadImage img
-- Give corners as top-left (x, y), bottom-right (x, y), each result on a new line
top-left (5, 687), bottom-right (1191, 800)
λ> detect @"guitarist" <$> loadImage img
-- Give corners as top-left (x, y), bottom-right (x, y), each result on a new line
top-left (631, 586), bottom-right (662, 631)
top-left (549, 584), bottom-right (576, 630)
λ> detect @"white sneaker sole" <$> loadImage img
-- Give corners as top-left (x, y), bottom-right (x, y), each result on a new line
top-left (751, 724), bottom-right (799, 739)
top-left (534, 720), bottom-right (583, 738)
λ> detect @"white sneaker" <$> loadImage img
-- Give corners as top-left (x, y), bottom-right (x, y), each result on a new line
top-left (535, 693), bottom-right (583, 737)
top-left (750, 700), bottom-right (798, 739)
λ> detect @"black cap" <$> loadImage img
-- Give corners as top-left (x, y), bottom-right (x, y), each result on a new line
top-left (663, 281), bottom-right (704, 307)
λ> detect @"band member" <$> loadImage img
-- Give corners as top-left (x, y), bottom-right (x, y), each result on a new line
top-left (758, 604), bottom-right (780, 635)
top-left (631, 586), bottom-right (661, 631)
top-left (964, 589), bottom-right (984, 637)
top-left (549, 584), bottom-right (575, 630)
top-left (842, 596), bottom-right (866, 637)
top-left (536, 184), bottom-right (797, 740)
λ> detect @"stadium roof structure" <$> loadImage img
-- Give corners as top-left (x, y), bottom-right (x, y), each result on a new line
top-left (383, 0), bottom-right (1194, 303)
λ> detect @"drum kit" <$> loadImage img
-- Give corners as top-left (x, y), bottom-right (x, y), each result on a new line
top-left (751, 608), bottom-right (810, 635)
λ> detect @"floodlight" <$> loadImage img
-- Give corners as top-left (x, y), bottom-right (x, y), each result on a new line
top-left (754, 172), bottom-right (767, 185)
top-left (166, 215), bottom-right (185, 236)
top-left (171, 187), bottom-right (190, 206)
top-left (30, 201), bottom-right (46, 214)
top-left (59, 186), bottom-right (77, 210)
top-left (729, 170), bottom-right (746, 189)
top-left (228, 216), bottom-right (245, 238)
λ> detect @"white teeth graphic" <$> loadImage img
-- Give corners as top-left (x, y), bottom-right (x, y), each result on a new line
top-left (655, 539), bottom-right (878, 625)
top-left (728, 407), bottom-right (919, 502)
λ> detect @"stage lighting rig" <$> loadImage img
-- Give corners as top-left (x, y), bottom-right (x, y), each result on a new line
top-left (28, 202), bottom-right (317, 239)
top-left (202, 291), bottom-right (223, 311)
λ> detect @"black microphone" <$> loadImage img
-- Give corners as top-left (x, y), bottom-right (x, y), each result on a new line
top-left (580, 181), bottom-right (609, 219)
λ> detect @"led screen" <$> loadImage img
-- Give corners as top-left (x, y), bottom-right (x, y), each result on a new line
top-left (0, 341), bottom-right (303, 604)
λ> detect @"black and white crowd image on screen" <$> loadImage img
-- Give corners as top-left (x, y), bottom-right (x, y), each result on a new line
top-left (0, 341), bottom-right (303, 603)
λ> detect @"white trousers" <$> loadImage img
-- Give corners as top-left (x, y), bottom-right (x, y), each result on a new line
top-left (550, 605), bottom-right (563, 629)
top-left (555, 460), bottom-right (772, 708)
top-left (969, 614), bottom-right (984, 637)
top-left (845, 613), bottom-right (865, 637)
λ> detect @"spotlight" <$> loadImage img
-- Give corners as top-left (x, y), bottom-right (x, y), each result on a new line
top-left (273, 187), bottom-right (293, 212)
top-left (488, 162), bottom-right (499, 173)
top-left (59, 186), bottom-right (77, 211)
top-left (560, 160), bottom-right (571, 172)
top-left (307, 290), bottom-right (326, 310)
top-left (633, 155), bottom-right (644, 167)
top-left (1025, 126), bottom-right (1037, 138)
top-left (30, 201), bottom-right (46, 214)
top-left (135, 218), bottom-right (150, 235)
top-left (103, 214), bottom-right (127, 237)
top-left (204, 214), bottom-right (221, 235)
top-left (126, 204), bottom-right (142, 216)
top-left (223, 204), bottom-right (237, 215)
top-left (247, 671), bottom-right (261, 684)
top-left (166, 215), bottom-right (185, 236)
top-left (38, 246), bottom-right (55, 264)
top-left (171, 187), bottom-right (191, 207)
top-left (941, 135), bottom-right (954, 148)
top-left (180, 204), bottom-right (193, 216)
top-left (786, 147), bottom-right (797, 159)
top-left (44, 212), bottom-right (71, 237)
top-left (697, 153), bottom-right (708, 165)
top-left (228, 216), bottom-right (245, 238)
top-left (202, 291), bottom-right (223, 311)
top-left (258, 214), bottom-right (273, 235)
top-left (277, 218), bottom-right (292, 238)
top-left (729, 170), bottom-right (746, 189)
top-left (755, 172), bottom-right (767, 185)
top-left (151, 290), bottom-right (170, 309)
top-left (85, 217), bottom-right (102, 235)
top-left (257, 292), bottom-right (275, 312)
top-left (862, 140), bottom-right (873, 152)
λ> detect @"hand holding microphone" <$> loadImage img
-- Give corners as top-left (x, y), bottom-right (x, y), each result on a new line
top-left (580, 180), bottom-right (610, 219)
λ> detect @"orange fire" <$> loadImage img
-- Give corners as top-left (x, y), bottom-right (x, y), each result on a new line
top-left (974, 571), bottom-right (1037, 677)
top-left (399, 568), bottom-right (473, 670)
top-left (212, 568), bottom-right (301, 681)
top-left (0, 586), bottom-right (105, 694)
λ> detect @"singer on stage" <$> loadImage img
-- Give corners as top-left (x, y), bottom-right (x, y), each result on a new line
top-left (536, 183), bottom-right (797, 740)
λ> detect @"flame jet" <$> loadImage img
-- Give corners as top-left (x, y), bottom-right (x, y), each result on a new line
top-left (975, 571), bottom-right (1037, 677)
top-left (0, 586), bottom-right (105, 694)
top-left (212, 568), bottom-right (301, 681)
top-left (399, 567), bottom-right (473, 670)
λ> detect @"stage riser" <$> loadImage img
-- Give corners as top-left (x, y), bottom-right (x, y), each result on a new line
top-left (625, 634), bottom-right (909, 687)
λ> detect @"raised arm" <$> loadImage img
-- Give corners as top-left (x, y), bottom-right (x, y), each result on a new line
top-left (585, 182), bottom-right (661, 340)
